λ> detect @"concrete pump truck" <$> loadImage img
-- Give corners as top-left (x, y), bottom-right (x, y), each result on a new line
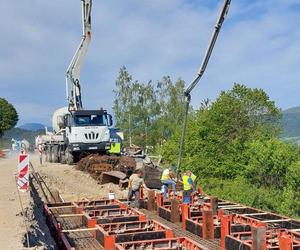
top-left (37, 0), bottom-right (115, 164)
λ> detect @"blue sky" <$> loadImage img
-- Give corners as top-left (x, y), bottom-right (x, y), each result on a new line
top-left (1, 0), bottom-right (300, 125)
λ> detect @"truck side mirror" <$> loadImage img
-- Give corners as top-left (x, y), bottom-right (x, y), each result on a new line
top-left (108, 114), bottom-right (113, 127)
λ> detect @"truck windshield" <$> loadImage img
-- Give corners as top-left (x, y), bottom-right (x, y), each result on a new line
top-left (74, 115), bottom-right (107, 126)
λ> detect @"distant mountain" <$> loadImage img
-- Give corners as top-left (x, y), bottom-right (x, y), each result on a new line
top-left (18, 123), bottom-right (45, 131)
top-left (0, 127), bottom-right (45, 148)
top-left (283, 106), bottom-right (300, 114)
top-left (281, 106), bottom-right (300, 138)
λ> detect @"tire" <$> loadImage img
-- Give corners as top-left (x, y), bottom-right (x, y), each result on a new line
top-left (52, 145), bottom-right (59, 163)
top-left (66, 150), bottom-right (74, 165)
top-left (49, 146), bottom-right (53, 163)
top-left (45, 147), bottom-right (49, 162)
top-left (60, 154), bottom-right (66, 164)
top-left (60, 147), bottom-right (66, 164)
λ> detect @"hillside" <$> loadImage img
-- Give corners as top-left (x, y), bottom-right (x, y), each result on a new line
top-left (0, 128), bottom-right (44, 149)
top-left (281, 106), bottom-right (300, 139)
top-left (18, 123), bottom-right (45, 131)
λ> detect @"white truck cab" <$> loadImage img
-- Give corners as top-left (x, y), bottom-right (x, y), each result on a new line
top-left (65, 109), bottom-right (112, 154)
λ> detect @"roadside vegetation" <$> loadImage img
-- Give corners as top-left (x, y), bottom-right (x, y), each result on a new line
top-left (113, 67), bottom-right (300, 218)
top-left (0, 98), bottom-right (18, 148)
top-left (0, 98), bottom-right (18, 137)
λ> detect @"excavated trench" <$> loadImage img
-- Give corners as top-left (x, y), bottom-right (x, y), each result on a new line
top-left (23, 176), bottom-right (57, 249)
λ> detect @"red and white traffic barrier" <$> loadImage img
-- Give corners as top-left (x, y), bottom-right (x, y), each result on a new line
top-left (17, 154), bottom-right (29, 192)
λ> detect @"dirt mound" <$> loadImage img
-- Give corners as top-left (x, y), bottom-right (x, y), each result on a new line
top-left (76, 154), bottom-right (136, 184)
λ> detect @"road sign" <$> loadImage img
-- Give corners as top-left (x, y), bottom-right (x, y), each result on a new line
top-left (17, 154), bottom-right (29, 192)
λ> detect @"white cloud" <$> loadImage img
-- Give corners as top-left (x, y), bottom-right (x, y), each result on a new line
top-left (0, 0), bottom-right (300, 124)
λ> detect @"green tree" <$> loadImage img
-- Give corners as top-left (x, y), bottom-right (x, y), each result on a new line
top-left (162, 83), bottom-right (281, 178)
top-left (160, 83), bottom-right (300, 217)
top-left (113, 68), bottom-right (185, 150)
top-left (113, 67), bottom-right (135, 146)
top-left (0, 98), bottom-right (18, 137)
top-left (155, 76), bottom-right (186, 142)
top-left (244, 138), bottom-right (299, 189)
top-left (134, 81), bottom-right (160, 147)
top-left (287, 161), bottom-right (300, 193)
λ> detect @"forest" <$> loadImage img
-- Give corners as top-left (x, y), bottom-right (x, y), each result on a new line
top-left (113, 67), bottom-right (300, 218)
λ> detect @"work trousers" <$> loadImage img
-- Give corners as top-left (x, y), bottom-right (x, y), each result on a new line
top-left (183, 189), bottom-right (193, 204)
top-left (128, 188), bottom-right (140, 208)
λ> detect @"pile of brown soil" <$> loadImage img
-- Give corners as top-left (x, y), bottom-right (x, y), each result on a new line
top-left (76, 154), bottom-right (136, 183)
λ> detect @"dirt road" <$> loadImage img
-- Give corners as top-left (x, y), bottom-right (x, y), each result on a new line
top-left (0, 152), bottom-right (129, 249)
top-left (0, 154), bottom-right (28, 249)
top-left (32, 154), bottom-right (128, 201)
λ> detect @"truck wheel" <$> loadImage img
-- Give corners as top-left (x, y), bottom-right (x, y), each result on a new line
top-left (60, 147), bottom-right (66, 164)
top-left (58, 146), bottom-right (64, 164)
top-left (49, 147), bottom-right (53, 163)
top-left (57, 146), bottom-right (61, 163)
top-left (60, 154), bottom-right (66, 164)
top-left (45, 147), bottom-right (49, 162)
top-left (66, 151), bottom-right (74, 165)
top-left (52, 145), bottom-right (59, 163)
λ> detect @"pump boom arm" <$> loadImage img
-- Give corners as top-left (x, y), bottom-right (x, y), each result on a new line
top-left (66, 0), bottom-right (92, 111)
top-left (176, 0), bottom-right (231, 174)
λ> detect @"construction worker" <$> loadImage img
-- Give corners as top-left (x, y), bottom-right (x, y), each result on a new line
top-left (182, 170), bottom-right (193, 204)
top-left (161, 165), bottom-right (176, 199)
top-left (128, 169), bottom-right (147, 208)
top-left (191, 172), bottom-right (197, 191)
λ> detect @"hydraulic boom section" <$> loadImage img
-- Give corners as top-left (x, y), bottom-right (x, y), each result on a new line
top-left (66, 0), bottom-right (92, 111)
top-left (176, 0), bottom-right (231, 175)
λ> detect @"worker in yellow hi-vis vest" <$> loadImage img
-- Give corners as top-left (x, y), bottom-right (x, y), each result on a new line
top-left (161, 165), bottom-right (176, 199)
top-left (182, 170), bottom-right (194, 204)
top-left (191, 172), bottom-right (197, 191)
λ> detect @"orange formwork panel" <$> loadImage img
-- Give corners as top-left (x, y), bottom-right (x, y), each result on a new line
top-left (97, 219), bottom-right (174, 250)
top-left (114, 237), bottom-right (210, 250)
top-left (44, 199), bottom-right (146, 249)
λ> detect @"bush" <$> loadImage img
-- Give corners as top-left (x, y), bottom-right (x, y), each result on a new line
top-left (244, 139), bottom-right (299, 189)
top-left (201, 177), bottom-right (300, 218)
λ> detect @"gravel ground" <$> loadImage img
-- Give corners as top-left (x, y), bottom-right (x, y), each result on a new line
top-left (31, 154), bottom-right (129, 201)
top-left (0, 154), bottom-right (26, 249)
top-left (0, 153), bottom-right (55, 249)
top-left (0, 152), bottom-right (133, 249)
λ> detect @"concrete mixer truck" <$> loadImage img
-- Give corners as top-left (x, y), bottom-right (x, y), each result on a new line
top-left (37, 0), bottom-right (116, 164)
